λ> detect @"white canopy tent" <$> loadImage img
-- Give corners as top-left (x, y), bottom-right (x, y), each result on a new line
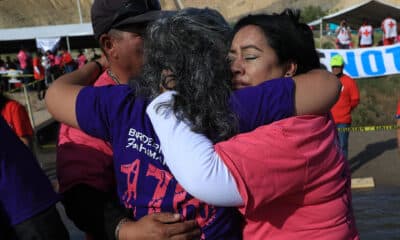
top-left (0, 23), bottom-right (94, 53)
top-left (308, 0), bottom-right (400, 46)
top-left (0, 23), bottom-right (93, 41)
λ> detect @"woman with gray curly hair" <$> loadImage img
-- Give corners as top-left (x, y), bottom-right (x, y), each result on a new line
top-left (147, 9), bottom-right (359, 240)
top-left (137, 7), bottom-right (236, 142)
top-left (46, 7), bottom-right (339, 239)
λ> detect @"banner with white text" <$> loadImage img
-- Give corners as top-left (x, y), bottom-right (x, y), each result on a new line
top-left (36, 37), bottom-right (60, 53)
top-left (318, 43), bottom-right (400, 78)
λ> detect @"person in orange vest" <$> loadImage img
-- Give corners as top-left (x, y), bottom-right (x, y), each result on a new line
top-left (32, 51), bottom-right (46, 100)
top-left (330, 54), bottom-right (360, 159)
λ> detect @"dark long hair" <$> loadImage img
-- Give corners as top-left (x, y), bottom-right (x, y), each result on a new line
top-left (233, 9), bottom-right (320, 74)
top-left (139, 8), bottom-right (237, 142)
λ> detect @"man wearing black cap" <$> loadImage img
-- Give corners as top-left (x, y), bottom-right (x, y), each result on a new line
top-left (56, 1), bottom-right (199, 239)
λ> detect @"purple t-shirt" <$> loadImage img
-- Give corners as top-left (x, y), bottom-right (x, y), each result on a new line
top-left (76, 78), bottom-right (294, 239)
top-left (0, 116), bottom-right (59, 227)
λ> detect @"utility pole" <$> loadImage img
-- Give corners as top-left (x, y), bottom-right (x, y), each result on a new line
top-left (174, 0), bottom-right (184, 10)
top-left (76, 0), bottom-right (83, 24)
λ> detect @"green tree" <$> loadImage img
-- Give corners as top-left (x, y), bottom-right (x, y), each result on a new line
top-left (300, 5), bottom-right (327, 23)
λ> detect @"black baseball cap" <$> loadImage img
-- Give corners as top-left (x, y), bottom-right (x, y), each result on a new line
top-left (91, 0), bottom-right (175, 40)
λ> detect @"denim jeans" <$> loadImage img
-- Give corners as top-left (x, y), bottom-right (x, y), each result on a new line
top-left (64, 64), bottom-right (74, 73)
top-left (337, 123), bottom-right (350, 160)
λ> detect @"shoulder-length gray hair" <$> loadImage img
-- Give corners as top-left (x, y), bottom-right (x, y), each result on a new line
top-left (140, 8), bottom-right (237, 142)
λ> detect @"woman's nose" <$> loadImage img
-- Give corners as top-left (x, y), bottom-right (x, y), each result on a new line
top-left (230, 58), bottom-right (244, 76)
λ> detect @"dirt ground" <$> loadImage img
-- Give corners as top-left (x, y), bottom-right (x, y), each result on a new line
top-left (349, 130), bottom-right (400, 186)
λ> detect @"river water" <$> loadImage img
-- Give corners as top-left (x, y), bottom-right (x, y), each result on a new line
top-left (352, 187), bottom-right (400, 240)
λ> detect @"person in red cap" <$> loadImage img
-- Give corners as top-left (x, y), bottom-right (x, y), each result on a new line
top-left (56, 1), bottom-right (199, 240)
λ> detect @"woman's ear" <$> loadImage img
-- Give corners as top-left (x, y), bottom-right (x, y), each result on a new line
top-left (284, 61), bottom-right (298, 77)
top-left (160, 69), bottom-right (176, 92)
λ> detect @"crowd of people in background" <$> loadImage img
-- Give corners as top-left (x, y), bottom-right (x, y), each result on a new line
top-left (0, 47), bottom-right (99, 95)
top-left (1, 0), bottom-right (399, 239)
top-left (333, 15), bottom-right (399, 49)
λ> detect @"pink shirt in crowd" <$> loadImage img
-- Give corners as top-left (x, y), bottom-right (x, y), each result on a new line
top-left (57, 71), bottom-right (115, 193)
top-left (54, 55), bottom-right (62, 66)
top-left (77, 54), bottom-right (87, 69)
top-left (215, 115), bottom-right (360, 240)
top-left (17, 50), bottom-right (28, 70)
top-left (47, 54), bottom-right (55, 67)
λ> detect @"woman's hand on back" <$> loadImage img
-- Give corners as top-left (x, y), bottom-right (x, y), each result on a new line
top-left (119, 212), bottom-right (201, 240)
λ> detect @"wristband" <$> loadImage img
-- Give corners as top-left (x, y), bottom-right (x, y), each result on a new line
top-left (115, 217), bottom-right (130, 240)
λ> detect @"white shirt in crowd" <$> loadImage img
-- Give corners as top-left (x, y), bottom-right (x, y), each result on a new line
top-left (358, 25), bottom-right (373, 46)
top-left (336, 26), bottom-right (352, 45)
top-left (382, 17), bottom-right (397, 39)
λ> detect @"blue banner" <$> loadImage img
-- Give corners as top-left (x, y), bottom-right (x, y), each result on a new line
top-left (318, 44), bottom-right (400, 78)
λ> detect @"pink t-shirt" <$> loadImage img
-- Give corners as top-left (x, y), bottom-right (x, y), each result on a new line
top-left (57, 71), bottom-right (116, 193)
top-left (17, 50), bottom-right (28, 70)
top-left (54, 55), bottom-right (62, 65)
top-left (77, 55), bottom-right (87, 68)
top-left (215, 115), bottom-right (359, 240)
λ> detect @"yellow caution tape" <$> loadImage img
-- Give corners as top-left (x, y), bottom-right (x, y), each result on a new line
top-left (337, 125), bottom-right (400, 132)
top-left (6, 78), bottom-right (46, 93)
top-left (2, 74), bottom-right (34, 77)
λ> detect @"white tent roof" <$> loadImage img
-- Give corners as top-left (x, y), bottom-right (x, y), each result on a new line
top-left (0, 23), bottom-right (93, 41)
top-left (308, 0), bottom-right (400, 28)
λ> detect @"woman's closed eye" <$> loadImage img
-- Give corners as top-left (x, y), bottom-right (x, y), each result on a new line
top-left (244, 55), bottom-right (258, 61)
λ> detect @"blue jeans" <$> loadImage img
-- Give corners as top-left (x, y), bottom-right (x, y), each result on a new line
top-left (64, 64), bottom-right (75, 73)
top-left (337, 123), bottom-right (350, 159)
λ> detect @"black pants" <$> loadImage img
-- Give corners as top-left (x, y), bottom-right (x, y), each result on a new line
top-left (62, 184), bottom-right (128, 240)
top-left (36, 80), bottom-right (46, 100)
top-left (13, 205), bottom-right (69, 240)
